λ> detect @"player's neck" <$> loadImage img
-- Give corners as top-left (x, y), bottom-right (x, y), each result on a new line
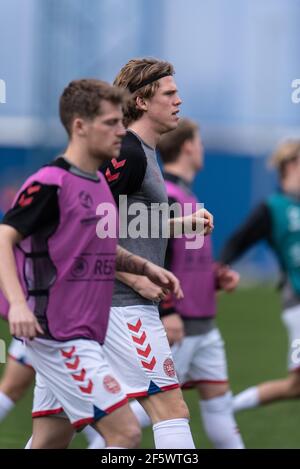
top-left (63, 144), bottom-right (101, 175)
top-left (164, 163), bottom-right (195, 183)
top-left (128, 121), bottom-right (160, 149)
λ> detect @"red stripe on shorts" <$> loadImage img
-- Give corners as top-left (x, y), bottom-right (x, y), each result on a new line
top-left (72, 417), bottom-right (94, 429)
top-left (160, 383), bottom-right (180, 392)
top-left (32, 407), bottom-right (64, 418)
top-left (127, 391), bottom-right (149, 398)
top-left (105, 397), bottom-right (128, 414)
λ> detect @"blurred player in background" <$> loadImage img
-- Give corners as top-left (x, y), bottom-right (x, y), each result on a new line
top-left (88, 119), bottom-right (244, 449)
top-left (0, 201), bottom-right (35, 431)
top-left (98, 58), bottom-right (213, 449)
top-left (0, 205), bottom-right (34, 425)
top-left (0, 78), bottom-right (183, 449)
top-left (0, 340), bottom-right (106, 449)
top-left (0, 339), bottom-right (34, 427)
top-left (220, 140), bottom-right (300, 412)
top-left (0, 190), bottom-right (35, 428)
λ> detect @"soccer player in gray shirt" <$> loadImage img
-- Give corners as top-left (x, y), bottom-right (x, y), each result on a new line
top-left (100, 58), bottom-right (213, 449)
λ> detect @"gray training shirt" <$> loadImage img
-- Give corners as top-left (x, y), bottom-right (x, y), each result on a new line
top-left (101, 130), bottom-right (168, 307)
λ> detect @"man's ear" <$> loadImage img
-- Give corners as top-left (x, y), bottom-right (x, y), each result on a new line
top-left (135, 96), bottom-right (148, 112)
top-left (182, 138), bottom-right (193, 155)
top-left (72, 117), bottom-right (86, 136)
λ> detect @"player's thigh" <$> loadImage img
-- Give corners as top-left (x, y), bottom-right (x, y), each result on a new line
top-left (287, 369), bottom-right (300, 393)
top-left (0, 357), bottom-right (35, 398)
top-left (93, 402), bottom-right (141, 443)
top-left (196, 381), bottom-right (229, 400)
top-left (31, 416), bottom-right (74, 449)
top-left (138, 387), bottom-right (189, 423)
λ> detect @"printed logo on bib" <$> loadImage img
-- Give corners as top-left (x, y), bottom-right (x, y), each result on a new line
top-left (71, 257), bottom-right (89, 278)
top-left (68, 253), bottom-right (115, 282)
top-left (79, 191), bottom-right (93, 209)
top-left (103, 375), bottom-right (121, 394)
top-left (163, 358), bottom-right (176, 377)
top-left (78, 191), bottom-right (100, 225)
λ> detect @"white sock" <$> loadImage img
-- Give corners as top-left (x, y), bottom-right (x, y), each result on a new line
top-left (0, 391), bottom-right (14, 421)
top-left (24, 436), bottom-right (32, 449)
top-left (83, 425), bottom-right (105, 449)
top-left (130, 400), bottom-right (151, 427)
top-left (233, 386), bottom-right (260, 413)
top-left (153, 418), bottom-right (195, 449)
top-left (84, 426), bottom-right (106, 449)
top-left (83, 425), bottom-right (98, 444)
top-left (200, 392), bottom-right (245, 449)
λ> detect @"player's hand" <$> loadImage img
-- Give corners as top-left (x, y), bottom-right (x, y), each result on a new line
top-left (8, 302), bottom-right (44, 339)
top-left (143, 262), bottom-right (184, 300)
top-left (216, 264), bottom-right (240, 292)
top-left (192, 208), bottom-right (214, 235)
top-left (132, 276), bottom-right (169, 302)
top-left (162, 313), bottom-right (185, 345)
top-left (183, 208), bottom-right (214, 236)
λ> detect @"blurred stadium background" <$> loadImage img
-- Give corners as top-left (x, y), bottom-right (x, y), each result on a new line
top-left (1, 0), bottom-right (300, 448)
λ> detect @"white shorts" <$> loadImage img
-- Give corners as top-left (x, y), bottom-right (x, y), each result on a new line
top-left (26, 338), bottom-right (128, 429)
top-left (103, 305), bottom-right (179, 398)
top-left (282, 304), bottom-right (300, 371)
top-left (8, 338), bottom-right (34, 369)
top-left (171, 328), bottom-right (228, 388)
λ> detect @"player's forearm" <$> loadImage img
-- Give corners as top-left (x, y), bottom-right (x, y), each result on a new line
top-left (116, 245), bottom-right (148, 275)
top-left (116, 271), bottom-right (142, 289)
top-left (219, 230), bottom-right (259, 264)
top-left (219, 203), bottom-right (271, 264)
top-left (219, 239), bottom-right (242, 265)
top-left (0, 228), bottom-right (26, 306)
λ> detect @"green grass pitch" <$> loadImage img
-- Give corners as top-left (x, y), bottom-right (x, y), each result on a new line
top-left (1, 286), bottom-right (300, 448)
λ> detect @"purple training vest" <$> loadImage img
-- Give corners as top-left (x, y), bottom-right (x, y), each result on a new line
top-left (0, 165), bottom-right (117, 344)
top-left (166, 180), bottom-right (216, 318)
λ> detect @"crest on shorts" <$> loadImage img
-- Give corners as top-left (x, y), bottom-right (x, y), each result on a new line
top-left (103, 375), bottom-right (121, 394)
top-left (163, 358), bottom-right (176, 377)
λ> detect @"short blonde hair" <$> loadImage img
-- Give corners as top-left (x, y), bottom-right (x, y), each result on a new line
top-left (269, 139), bottom-right (300, 177)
